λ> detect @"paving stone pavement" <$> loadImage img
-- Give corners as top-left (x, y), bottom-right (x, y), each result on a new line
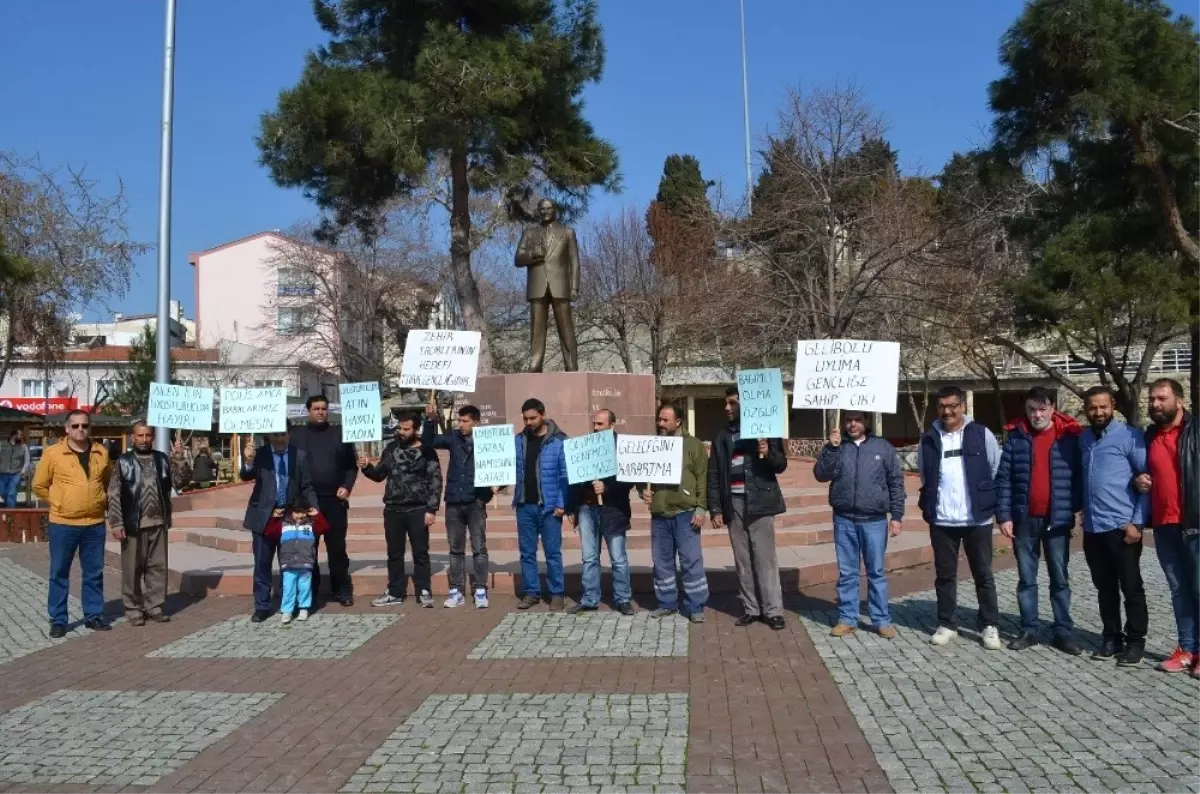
top-left (467, 612), bottom-right (689, 659)
top-left (800, 552), bottom-right (1200, 794)
top-left (0, 689), bottom-right (282, 787)
top-left (147, 612), bottom-right (398, 659)
top-left (340, 693), bottom-right (690, 794)
top-left (0, 557), bottom-right (115, 665)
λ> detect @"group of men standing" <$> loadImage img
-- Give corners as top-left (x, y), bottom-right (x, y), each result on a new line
top-left (814, 378), bottom-right (1198, 675)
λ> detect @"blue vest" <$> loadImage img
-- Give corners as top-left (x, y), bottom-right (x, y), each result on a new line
top-left (918, 422), bottom-right (996, 525)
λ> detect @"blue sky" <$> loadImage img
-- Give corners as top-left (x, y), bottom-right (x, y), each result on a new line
top-left (1, 1), bottom-right (1026, 320)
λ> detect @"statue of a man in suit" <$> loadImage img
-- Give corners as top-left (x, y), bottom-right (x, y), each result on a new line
top-left (514, 198), bottom-right (580, 372)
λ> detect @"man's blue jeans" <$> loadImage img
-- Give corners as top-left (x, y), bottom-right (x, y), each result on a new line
top-left (1155, 524), bottom-right (1200, 653)
top-left (650, 512), bottom-right (708, 613)
top-left (516, 504), bottom-right (564, 597)
top-left (577, 505), bottom-right (631, 607)
top-left (0, 472), bottom-right (20, 507)
top-left (1013, 516), bottom-right (1074, 637)
top-left (47, 522), bottom-right (106, 626)
top-left (832, 516), bottom-right (890, 628)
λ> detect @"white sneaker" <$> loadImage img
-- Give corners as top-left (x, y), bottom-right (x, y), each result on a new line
top-left (298, 609), bottom-right (309, 622)
top-left (930, 627), bottom-right (957, 646)
top-left (372, 593), bottom-right (403, 607)
top-left (419, 590), bottom-right (435, 608)
top-left (474, 589), bottom-right (489, 609)
top-left (444, 590), bottom-right (465, 608)
top-left (982, 626), bottom-right (1002, 650)
top-left (280, 613), bottom-right (293, 625)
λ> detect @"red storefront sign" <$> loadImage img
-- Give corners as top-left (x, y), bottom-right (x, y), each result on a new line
top-left (0, 397), bottom-right (79, 415)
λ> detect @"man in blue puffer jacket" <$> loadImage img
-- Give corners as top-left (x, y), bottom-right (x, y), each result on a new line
top-left (513, 397), bottom-right (570, 610)
top-left (995, 386), bottom-right (1083, 655)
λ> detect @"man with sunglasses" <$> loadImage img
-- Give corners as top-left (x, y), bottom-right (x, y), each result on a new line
top-left (32, 410), bottom-right (113, 638)
top-left (917, 386), bottom-right (1003, 650)
top-left (814, 411), bottom-right (905, 638)
top-left (241, 429), bottom-right (319, 622)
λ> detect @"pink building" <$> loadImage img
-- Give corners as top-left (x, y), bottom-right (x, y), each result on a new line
top-left (189, 231), bottom-right (375, 379)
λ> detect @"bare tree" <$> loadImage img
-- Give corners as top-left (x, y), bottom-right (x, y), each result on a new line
top-left (0, 151), bottom-right (146, 387)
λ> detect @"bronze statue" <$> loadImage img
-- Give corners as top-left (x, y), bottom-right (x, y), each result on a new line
top-left (514, 198), bottom-right (580, 372)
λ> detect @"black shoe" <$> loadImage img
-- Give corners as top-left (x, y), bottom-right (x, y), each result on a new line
top-left (1092, 638), bottom-right (1125, 659)
top-left (735, 614), bottom-right (759, 627)
top-left (338, 594), bottom-right (354, 607)
top-left (566, 602), bottom-right (597, 615)
top-left (617, 601), bottom-right (635, 616)
top-left (1007, 632), bottom-right (1037, 651)
top-left (1052, 635), bottom-right (1083, 656)
top-left (250, 611), bottom-right (271, 623)
top-left (1116, 642), bottom-right (1145, 667)
top-left (49, 624), bottom-right (66, 639)
top-left (766, 616), bottom-right (786, 631)
top-left (84, 618), bottom-right (110, 632)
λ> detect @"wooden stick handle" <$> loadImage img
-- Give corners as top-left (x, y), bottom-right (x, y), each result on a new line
top-left (598, 493), bottom-right (604, 506)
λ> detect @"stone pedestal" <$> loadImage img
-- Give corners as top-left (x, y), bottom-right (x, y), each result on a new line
top-left (456, 372), bottom-right (657, 437)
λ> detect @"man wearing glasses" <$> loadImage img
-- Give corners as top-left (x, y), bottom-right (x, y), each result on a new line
top-left (917, 386), bottom-right (1003, 650)
top-left (241, 429), bottom-right (319, 622)
top-left (32, 410), bottom-right (113, 638)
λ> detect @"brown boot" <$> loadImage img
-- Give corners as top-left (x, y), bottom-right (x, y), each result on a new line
top-left (830, 623), bottom-right (856, 637)
top-left (877, 626), bottom-right (897, 639)
top-left (548, 596), bottom-right (565, 612)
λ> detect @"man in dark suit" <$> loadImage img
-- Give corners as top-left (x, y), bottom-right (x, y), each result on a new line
top-left (241, 429), bottom-right (319, 622)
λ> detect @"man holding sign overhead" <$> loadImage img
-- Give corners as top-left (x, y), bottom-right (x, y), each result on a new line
top-left (709, 383), bottom-right (789, 631)
top-left (565, 410), bottom-right (635, 615)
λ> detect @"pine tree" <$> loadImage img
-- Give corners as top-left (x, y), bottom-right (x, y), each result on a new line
top-left (257, 0), bottom-right (620, 373)
top-left (104, 325), bottom-right (174, 416)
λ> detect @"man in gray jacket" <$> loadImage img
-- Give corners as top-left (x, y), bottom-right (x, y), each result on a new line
top-left (814, 411), bottom-right (906, 638)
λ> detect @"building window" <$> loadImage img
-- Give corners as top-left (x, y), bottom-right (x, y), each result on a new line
top-left (277, 267), bottom-right (316, 297)
top-left (254, 380), bottom-right (284, 389)
top-left (21, 380), bottom-right (45, 398)
top-left (95, 380), bottom-right (120, 402)
top-left (277, 306), bottom-right (315, 335)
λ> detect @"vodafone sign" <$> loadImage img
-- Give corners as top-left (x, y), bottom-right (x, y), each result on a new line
top-left (0, 397), bottom-right (79, 415)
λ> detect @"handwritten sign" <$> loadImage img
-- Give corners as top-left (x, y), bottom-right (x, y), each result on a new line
top-left (147, 383), bottom-right (214, 431)
top-left (616, 434), bottom-right (683, 485)
top-left (339, 382), bottom-right (381, 442)
top-left (564, 429), bottom-right (618, 484)
top-left (473, 424), bottom-right (516, 487)
top-left (218, 387), bottom-right (287, 433)
top-left (792, 339), bottom-right (901, 413)
top-left (399, 329), bottom-right (482, 392)
top-left (737, 368), bottom-right (786, 438)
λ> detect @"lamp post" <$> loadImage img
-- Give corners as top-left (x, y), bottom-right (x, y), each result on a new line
top-left (153, 0), bottom-right (177, 453)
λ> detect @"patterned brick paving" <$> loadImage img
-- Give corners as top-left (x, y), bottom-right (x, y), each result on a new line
top-left (149, 614), bottom-right (398, 660)
top-left (0, 542), bottom-right (993, 794)
top-left (467, 613), bottom-right (689, 660)
top-left (0, 556), bottom-right (116, 664)
top-left (800, 553), bottom-right (1200, 794)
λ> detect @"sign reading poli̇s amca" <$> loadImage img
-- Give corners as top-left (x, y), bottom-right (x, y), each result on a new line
top-left (398, 329), bottom-right (482, 392)
top-left (218, 387), bottom-right (287, 433)
top-left (792, 339), bottom-right (901, 413)
top-left (615, 435), bottom-right (683, 485)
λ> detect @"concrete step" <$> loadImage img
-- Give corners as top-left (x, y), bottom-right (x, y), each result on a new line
top-left (107, 527), bottom-right (958, 598)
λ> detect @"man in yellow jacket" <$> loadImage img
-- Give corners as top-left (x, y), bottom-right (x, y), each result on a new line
top-left (32, 410), bottom-right (112, 638)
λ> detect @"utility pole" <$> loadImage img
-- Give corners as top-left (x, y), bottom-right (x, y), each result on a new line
top-left (153, 0), bottom-right (177, 453)
top-left (739, 0), bottom-right (753, 212)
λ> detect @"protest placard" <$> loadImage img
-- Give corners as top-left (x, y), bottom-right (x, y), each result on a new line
top-left (147, 383), bottom-right (214, 431)
top-left (472, 424), bottom-right (516, 487)
top-left (792, 339), bottom-right (901, 413)
top-left (398, 329), bottom-right (482, 392)
top-left (616, 434), bottom-right (683, 485)
top-left (218, 387), bottom-right (287, 433)
top-left (564, 429), bottom-right (618, 485)
top-left (339, 382), bottom-right (381, 443)
top-left (737, 368), bottom-right (786, 439)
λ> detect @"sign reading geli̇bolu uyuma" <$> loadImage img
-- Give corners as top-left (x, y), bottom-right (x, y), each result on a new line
top-left (792, 339), bottom-right (901, 414)
top-left (399, 329), bottom-right (482, 392)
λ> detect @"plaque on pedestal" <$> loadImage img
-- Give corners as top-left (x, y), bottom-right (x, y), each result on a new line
top-left (455, 372), bottom-right (656, 437)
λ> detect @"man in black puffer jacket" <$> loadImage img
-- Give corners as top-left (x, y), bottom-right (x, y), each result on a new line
top-left (813, 410), bottom-right (906, 639)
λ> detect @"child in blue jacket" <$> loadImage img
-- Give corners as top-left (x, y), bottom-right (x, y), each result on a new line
top-left (265, 497), bottom-right (328, 625)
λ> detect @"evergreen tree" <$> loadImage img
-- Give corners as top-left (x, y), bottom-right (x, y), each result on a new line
top-left (654, 154), bottom-right (713, 217)
top-left (989, 0), bottom-right (1199, 402)
top-left (257, 0), bottom-right (620, 373)
top-left (104, 325), bottom-right (175, 416)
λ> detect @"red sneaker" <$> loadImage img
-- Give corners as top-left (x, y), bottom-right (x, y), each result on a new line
top-left (1158, 647), bottom-right (1193, 673)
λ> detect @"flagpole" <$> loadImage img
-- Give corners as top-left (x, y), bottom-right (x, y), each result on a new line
top-left (153, 0), bottom-right (178, 453)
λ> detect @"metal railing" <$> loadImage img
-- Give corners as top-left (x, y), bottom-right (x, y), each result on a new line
top-left (998, 344), bottom-right (1192, 378)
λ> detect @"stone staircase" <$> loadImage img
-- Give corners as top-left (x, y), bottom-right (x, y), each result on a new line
top-left (108, 456), bottom-right (945, 598)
